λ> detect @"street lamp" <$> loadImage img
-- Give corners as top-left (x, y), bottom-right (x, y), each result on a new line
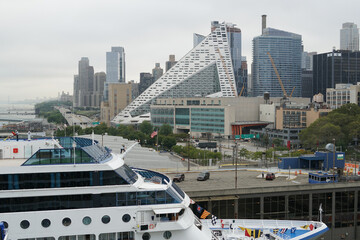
top-left (188, 131), bottom-right (191, 171)
top-left (333, 138), bottom-right (336, 176)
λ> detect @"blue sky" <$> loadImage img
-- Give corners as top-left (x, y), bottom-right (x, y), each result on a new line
top-left (0, 0), bottom-right (359, 101)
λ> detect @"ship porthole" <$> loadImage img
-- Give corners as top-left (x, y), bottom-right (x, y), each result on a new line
top-left (142, 232), bottom-right (150, 240)
top-left (41, 219), bottom-right (51, 228)
top-left (82, 216), bottom-right (92, 225)
top-left (62, 217), bottom-right (71, 227)
top-left (20, 220), bottom-right (30, 229)
top-left (101, 215), bottom-right (111, 224)
top-left (122, 214), bottom-right (131, 223)
top-left (163, 231), bottom-right (172, 239)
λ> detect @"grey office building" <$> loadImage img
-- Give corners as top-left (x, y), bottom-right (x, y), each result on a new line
top-left (73, 57), bottom-right (94, 107)
top-left (252, 23), bottom-right (302, 97)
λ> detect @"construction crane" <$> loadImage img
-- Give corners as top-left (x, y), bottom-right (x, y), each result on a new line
top-left (216, 48), bottom-right (238, 97)
top-left (239, 84), bottom-right (245, 96)
top-left (266, 52), bottom-right (295, 98)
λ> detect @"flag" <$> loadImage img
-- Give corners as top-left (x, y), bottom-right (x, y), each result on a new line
top-left (200, 210), bottom-right (210, 219)
top-left (244, 228), bottom-right (262, 238)
top-left (280, 228), bottom-right (287, 234)
top-left (309, 224), bottom-right (314, 231)
top-left (291, 227), bottom-right (296, 234)
top-left (151, 131), bottom-right (158, 138)
top-left (300, 225), bottom-right (309, 230)
top-left (211, 215), bottom-right (217, 225)
top-left (273, 228), bottom-right (279, 234)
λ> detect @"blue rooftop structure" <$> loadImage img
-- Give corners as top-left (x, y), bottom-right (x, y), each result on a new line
top-left (279, 152), bottom-right (345, 171)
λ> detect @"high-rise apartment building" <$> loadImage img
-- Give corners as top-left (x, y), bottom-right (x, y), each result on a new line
top-left (212, 21), bottom-right (243, 96)
top-left (152, 63), bottom-right (163, 81)
top-left (73, 57), bottom-right (94, 107)
top-left (313, 50), bottom-right (360, 97)
top-left (340, 22), bottom-right (359, 51)
top-left (112, 22), bottom-right (238, 125)
top-left (104, 47), bottom-right (125, 101)
top-left (92, 72), bottom-right (106, 107)
top-left (138, 72), bottom-right (154, 95)
top-left (252, 16), bottom-right (302, 98)
top-left (165, 55), bottom-right (177, 72)
top-left (100, 83), bottom-right (132, 125)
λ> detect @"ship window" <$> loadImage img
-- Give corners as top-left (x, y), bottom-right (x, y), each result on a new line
top-left (115, 164), bottom-right (138, 184)
top-left (142, 233), bottom-right (151, 240)
top-left (163, 231), bottom-right (172, 239)
top-left (20, 220), bottom-right (30, 229)
top-left (62, 218), bottom-right (71, 226)
top-left (41, 219), bottom-right (51, 228)
top-left (101, 215), bottom-right (111, 224)
top-left (82, 216), bottom-right (92, 225)
top-left (122, 214), bottom-right (131, 223)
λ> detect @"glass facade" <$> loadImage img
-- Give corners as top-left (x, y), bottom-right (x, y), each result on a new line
top-left (0, 190), bottom-right (182, 213)
top-left (313, 51), bottom-right (360, 97)
top-left (252, 28), bottom-right (302, 97)
top-left (151, 108), bottom-right (174, 127)
top-left (191, 108), bottom-right (224, 133)
top-left (0, 170), bottom-right (128, 191)
top-left (175, 108), bottom-right (190, 125)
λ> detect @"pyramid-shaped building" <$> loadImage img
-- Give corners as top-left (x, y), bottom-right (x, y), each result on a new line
top-left (112, 22), bottom-right (239, 125)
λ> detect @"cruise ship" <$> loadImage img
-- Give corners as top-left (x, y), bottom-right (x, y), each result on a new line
top-left (0, 137), bottom-right (328, 240)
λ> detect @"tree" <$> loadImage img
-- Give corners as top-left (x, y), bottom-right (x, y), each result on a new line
top-left (162, 136), bottom-right (177, 150)
top-left (159, 124), bottom-right (173, 136)
top-left (139, 121), bottom-right (153, 135)
top-left (238, 147), bottom-right (248, 161)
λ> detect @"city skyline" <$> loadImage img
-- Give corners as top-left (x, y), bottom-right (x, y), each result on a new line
top-left (1, 0), bottom-right (360, 101)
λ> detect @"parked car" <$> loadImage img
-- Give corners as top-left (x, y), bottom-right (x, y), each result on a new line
top-left (197, 171), bottom-right (210, 181)
top-left (173, 173), bottom-right (185, 182)
top-left (266, 173), bottom-right (275, 180)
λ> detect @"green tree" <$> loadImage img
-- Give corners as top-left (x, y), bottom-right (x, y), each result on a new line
top-left (139, 121), bottom-right (153, 135)
top-left (238, 147), bottom-right (249, 161)
top-left (159, 124), bottom-right (173, 136)
top-left (162, 136), bottom-right (177, 150)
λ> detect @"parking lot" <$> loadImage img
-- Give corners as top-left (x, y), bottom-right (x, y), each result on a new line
top-left (167, 170), bottom-right (309, 192)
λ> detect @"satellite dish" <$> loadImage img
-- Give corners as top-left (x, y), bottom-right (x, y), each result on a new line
top-left (325, 143), bottom-right (335, 152)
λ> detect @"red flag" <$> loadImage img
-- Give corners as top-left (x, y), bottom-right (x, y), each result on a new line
top-left (287, 140), bottom-right (291, 150)
top-left (151, 131), bottom-right (158, 139)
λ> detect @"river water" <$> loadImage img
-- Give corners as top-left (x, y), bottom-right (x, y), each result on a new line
top-left (0, 103), bottom-right (36, 128)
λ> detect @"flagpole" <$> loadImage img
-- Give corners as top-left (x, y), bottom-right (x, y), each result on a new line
top-left (156, 128), bottom-right (159, 151)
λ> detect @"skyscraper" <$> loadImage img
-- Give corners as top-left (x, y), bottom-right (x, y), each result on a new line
top-left (212, 21), bottom-right (243, 96)
top-left (340, 22), bottom-right (359, 51)
top-left (252, 16), bottom-right (302, 97)
top-left (138, 72), bottom-right (154, 95)
top-left (165, 55), bottom-right (177, 72)
top-left (73, 57), bottom-right (94, 107)
top-left (92, 72), bottom-right (106, 107)
top-left (313, 50), bottom-right (360, 97)
top-left (104, 47), bottom-right (125, 101)
top-left (112, 22), bottom-right (238, 125)
top-left (152, 63), bottom-right (163, 81)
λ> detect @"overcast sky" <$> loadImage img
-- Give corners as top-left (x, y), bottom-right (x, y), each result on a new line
top-left (1, 0), bottom-right (359, 102)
